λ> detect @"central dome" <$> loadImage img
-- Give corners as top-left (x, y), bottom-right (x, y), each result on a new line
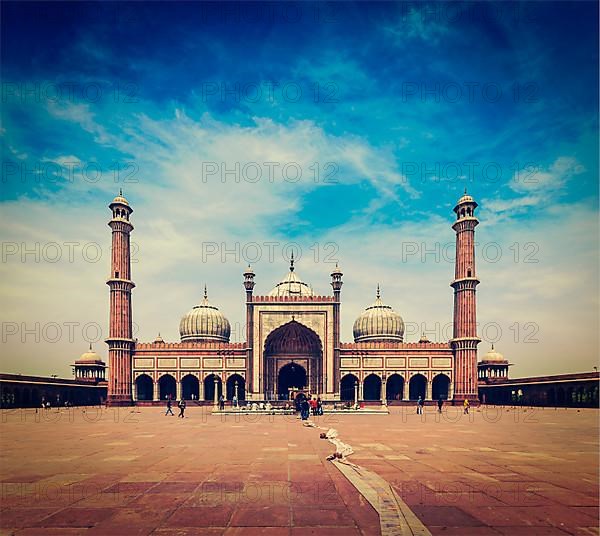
top-left (179, 287), bottom-right (231, 342)
top-left (353, 286), bottom-right (405, 343)
top-left (268, 254), bottom-right (314, 297)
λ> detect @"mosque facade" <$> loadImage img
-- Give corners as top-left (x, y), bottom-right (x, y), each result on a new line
top-left (105, 192), bottom-right (483, 406)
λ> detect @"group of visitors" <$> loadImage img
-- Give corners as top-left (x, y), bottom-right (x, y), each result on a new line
top-left (165, 397), bottom-right (186, 418)
top-left (299, 396), bottom-right (323, 420)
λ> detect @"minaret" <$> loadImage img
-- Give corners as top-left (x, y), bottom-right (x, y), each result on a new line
top-left (243, 265), bottom-right (255, 396)
top-left (106, 190), bottom-right (135, 406)
top-left (451, 190), bottom-right (481, 402)
top-left (330, 263), bottom-right (343, 395)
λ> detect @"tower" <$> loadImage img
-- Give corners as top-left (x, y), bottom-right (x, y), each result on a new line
top-left (106, 191), bottom-right (135, 406)
top-left (451, 191), bottom-right (481, 402)
top-left (243, 265), bottom-right (255, 394)
top-left (330, 263), bottom-right (343, 393)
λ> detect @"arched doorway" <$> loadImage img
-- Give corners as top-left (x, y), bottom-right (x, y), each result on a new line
top-left (386, 374), bottom-right (404, 401)
top-left (432, 374), bottom-right (450, 400)
top-left (340, 374), bottom-right (358, 402)
top-left (136, 374), bottom-right (154, 401)
top-left (204, 374), bottom-right (222, 401)
top-left (226, 374), bottom-right (246, 400)
top-left (278, 363), bottom-right (307, 400)
top-left (181, 374), bottom-right (199, 400)
top-left (409, 374), bottom-right (427, 400)
top-left (363, 374), bottom-right (382, 401)
top-left (159, 374), bottom-right (176, 400)
top-left (263, 320), bottom-right (322, 399)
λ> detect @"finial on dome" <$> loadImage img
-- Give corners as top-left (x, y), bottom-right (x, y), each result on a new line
top-left (89, 342), bottom-right (93, 351)
top-left (290, 251), bottom-right (295, 272)
top-left (464, 187), bottom-right (467, 195)
top-left (204, 284), bottom-right (208, 299)
top-left (119, 188), bottom-right (123, 196)
top-left (376, 284), bottom-right (381, 299)
top-left (491, 343), bottom-right (495, 350)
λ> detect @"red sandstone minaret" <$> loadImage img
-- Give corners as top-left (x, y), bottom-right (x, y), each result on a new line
top-left (243, 265), bottom-right (255, 394)
top-left (106, 190), bottom-right (135, 406)
top-left (330, 264), bottom-right (343, 395)
top-left (451, 190), bottom-right (481, 402)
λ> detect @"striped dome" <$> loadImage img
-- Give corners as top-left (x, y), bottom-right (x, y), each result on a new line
top-left (179, 287), bottom-right (231, 343)
top-left (353, 286), bottom-right (404, 343)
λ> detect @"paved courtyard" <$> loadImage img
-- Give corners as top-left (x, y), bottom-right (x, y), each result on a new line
top-left (0, 405), bottom-right (598, 535)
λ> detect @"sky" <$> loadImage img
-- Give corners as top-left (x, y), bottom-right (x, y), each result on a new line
top-left (1, 1), bottom-right (598, 378)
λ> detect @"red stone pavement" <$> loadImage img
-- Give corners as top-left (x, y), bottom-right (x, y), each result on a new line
top-left (0, 405), bottom-right (598, 535)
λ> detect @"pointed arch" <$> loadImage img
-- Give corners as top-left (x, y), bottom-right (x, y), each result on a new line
top-left (135, 374), bottom-right (154, 401)
top-left (386, 374), bottom-right (404, 401)
top-left (340, 374), bottom-right (358, 402)
top-left (363, 374), bottom-right (382, 401)
top-left (409, 374), bottom-right (427, 400)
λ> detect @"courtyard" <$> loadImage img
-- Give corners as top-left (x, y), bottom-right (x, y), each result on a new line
top-left (0, 405), bottom-right (598, 535)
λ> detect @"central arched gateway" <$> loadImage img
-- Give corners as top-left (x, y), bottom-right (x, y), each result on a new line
top-left (263, 320), bottom-right (322, 400)
top-left (278, 363), bottom-right (307, 399)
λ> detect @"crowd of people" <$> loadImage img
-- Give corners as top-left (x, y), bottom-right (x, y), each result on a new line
top-left (163, 393), bottom-right (470, 418)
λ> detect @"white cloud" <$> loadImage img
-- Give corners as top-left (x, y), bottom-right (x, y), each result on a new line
top-left (1, 105), bottom-right (597, 382)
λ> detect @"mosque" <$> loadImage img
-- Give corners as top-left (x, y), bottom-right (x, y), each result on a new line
top-left (104, 191), bottom-right (487, 406)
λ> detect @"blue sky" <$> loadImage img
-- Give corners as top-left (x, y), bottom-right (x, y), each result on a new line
top-left (1, 1), bottom-right (598, 377)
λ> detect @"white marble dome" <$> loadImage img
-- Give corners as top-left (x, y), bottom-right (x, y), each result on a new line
top-left (76, 345), bottom-right (104, 363)
top-left (353, 286), bottom-right (404, 343)
top-left (179, 287), bottom-right (231, 343)
top-left (268, 256), bottom-right (314, 297)
top-left (481, 345), bottom-right (506, 363)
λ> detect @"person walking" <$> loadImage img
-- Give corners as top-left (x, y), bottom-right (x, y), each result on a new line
top-left (165, 398), bottom-right (174, 416)
top-left (232, 394), bottom-right (238, 408)
top-left (178, 399), bottom-right (186, 418)
top-left (416, 396), bottom-right (424, 415)
top-left (316, 397), bottom-right (323, 416)
top-left (219, 394), bottom-right (225, 411)
top-left (463, 398), bottom-right (470, 415)
top-left (309, 397), bottom-right (317, 416)
top-left (437, 397), bottom-right (444, 413)
top-left (300, 398), bottom-right (310, 420)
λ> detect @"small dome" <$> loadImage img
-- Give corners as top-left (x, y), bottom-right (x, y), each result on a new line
top-left (331, 263), bottom-right (343, 276)
top-left (154, 333), bottom-right (164, 344)
top-left (353, 286), bottom-right (404, 343)
top-left (76, 345), bottom-right (104, 363)
top-left (457, 193), bottom-right (474, 205)
top-left (268, 255), bottom-right (314, 297)
top-left (481, 345), bottom-right (506, 363)
top-left (179, 287), bottom-right (231, 343)
top-left (110, 189), bottom-right (130, 207)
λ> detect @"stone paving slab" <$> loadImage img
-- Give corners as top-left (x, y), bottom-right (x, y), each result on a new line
top-left (0, 406), bottom-right (598, 535)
